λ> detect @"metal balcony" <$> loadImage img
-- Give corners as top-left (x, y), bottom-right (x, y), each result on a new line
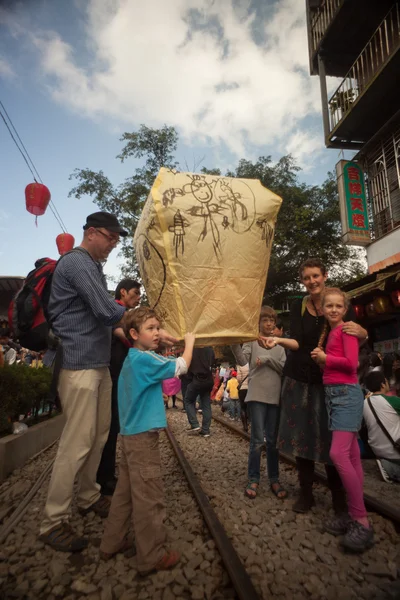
top-left (327, 3), bottom-right (400, 147)
top-left (310, 0), bottom-right (343, 56)
top-left (307, 0), bottom-right (397, 76)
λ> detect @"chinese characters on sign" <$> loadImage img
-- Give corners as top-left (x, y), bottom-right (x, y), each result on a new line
top-left (336, 160), bottom-right (370, 246)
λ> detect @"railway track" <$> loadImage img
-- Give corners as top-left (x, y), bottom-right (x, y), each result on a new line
top-left (211, 411), bottom-right (400, 528)
top-left (0, 407), bottom-right (399, 599)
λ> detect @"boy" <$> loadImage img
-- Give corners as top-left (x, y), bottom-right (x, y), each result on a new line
top-left (226, 370), bottom-right (240, 421)
top-left (363, 371), bottom-right (400, 483)
top-left (232, 306), bottom-right (287, 500)
top-left (100, 307), bottom-right (195, 574)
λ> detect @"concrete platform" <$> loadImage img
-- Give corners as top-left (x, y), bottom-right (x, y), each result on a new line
top-left (0, 415), bottom-right (65, 482)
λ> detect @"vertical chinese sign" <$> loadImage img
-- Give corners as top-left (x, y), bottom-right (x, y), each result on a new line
top-left (336, 160), bottom-right (370, 246)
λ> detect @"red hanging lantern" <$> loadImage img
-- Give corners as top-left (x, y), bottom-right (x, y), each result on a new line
top-left (353, 304), bottom-right (365, 319)
top-left (373, 295), bottom-right (391, 314)
top-left (365, 301), bottom-right (376, 318)
top-left (25, 183), bottom-right (51, 216)
top-left (56, 233), bottom-right (75, 255)
top-left (391, 290), bottom-right (400, 307)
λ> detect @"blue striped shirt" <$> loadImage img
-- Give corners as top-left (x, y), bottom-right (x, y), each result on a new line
top-left (47, 249), bottom-right (125, 370)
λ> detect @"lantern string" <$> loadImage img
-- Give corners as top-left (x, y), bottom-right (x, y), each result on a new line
top-left (0, 100), bottom-right (68, 234)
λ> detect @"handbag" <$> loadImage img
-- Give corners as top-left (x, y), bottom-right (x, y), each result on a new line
top-left (237, 373), bottom-right (249, 390)
top-left (367, 397), bottom-right (400, 451)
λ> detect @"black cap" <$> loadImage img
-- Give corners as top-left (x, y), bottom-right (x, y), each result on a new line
top-left (83, 211), bottom-right (128, 237)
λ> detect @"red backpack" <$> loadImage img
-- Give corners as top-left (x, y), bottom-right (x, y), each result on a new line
top-left (8, 257), bottom-right (58, 351)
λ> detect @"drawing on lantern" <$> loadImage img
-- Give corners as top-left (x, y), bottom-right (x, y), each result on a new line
top-left (136, 233), bottom-right (166, 308)
top-left (162, 173), bottom-right (256, 259)
top-left (168, 209), bottom-right (190, 257)
top-left (256, 216), bottom-right (274, 247)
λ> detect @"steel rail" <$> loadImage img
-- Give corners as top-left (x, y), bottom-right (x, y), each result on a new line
top-left (165, 425), bottom-right (261, 600)
top-left (211, 413), bottom-right (400, 526)
top-left (0, 459), bottom-right (55, 545)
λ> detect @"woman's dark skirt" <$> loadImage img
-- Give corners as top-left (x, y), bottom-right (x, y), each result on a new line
top-left (277, 376), bottom-right (332, 464)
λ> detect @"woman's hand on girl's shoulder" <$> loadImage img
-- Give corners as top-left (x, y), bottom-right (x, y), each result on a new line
top-left (342, 321), bottom-right (366, 339)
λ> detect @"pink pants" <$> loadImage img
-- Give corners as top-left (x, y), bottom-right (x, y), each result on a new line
top-left (329, 431), bottom-right (367, 520)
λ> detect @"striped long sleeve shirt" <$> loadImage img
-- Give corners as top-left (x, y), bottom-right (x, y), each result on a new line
top-left (47, 248), bottom-right (125, 370)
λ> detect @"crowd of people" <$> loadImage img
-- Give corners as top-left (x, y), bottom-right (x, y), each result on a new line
top-left (0, 326), bottom-right (44, 368)
top-left (3, 210), bottom-right (400, 571)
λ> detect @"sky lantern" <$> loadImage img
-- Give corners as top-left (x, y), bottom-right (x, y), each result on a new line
top-left (25, 183), bottom-right (51, 222)
top-left (56, 233), bottom-right (75, 255)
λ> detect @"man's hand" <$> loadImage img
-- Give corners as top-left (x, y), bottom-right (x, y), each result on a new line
top-left (311, 346), bottom-right (326, 366)
top-left (159, 329), bottom-right (179, 347)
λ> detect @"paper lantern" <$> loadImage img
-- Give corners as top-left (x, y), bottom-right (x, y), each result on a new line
top-left (365, 302), bottom-right (376, 318)
top-left (391, 290), bottom-right (400, 307)
top-left (134, 168), bottom-right (282, 345)
top-left (56, 233), bottom-right (75, 255)
top-left (25, 183), bottom-right (51, 216)
top-left (373, 295), bottom-right (391, 314)
top-left (353, 304), bottom-right (364, 319)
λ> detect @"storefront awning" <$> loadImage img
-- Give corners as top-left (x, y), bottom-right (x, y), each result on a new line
top-left (346, 270), bottom-right (400, 298)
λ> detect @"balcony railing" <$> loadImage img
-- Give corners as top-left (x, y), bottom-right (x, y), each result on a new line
top-left (310, 0), bottom-right (343, 54)
top-left (328, 3), bottom-right (400, 134)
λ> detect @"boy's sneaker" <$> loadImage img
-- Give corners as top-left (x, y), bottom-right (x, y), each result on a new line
top-left (341, 521), bottom-right (375, 553)
top-left (323, 513), bottom-right (352, 536)
top-left (376, 459), bottom-right (391, 483)
top-left (199, 431), bottom-right (210, 438)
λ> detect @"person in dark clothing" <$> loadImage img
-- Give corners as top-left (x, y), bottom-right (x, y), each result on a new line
top-left (184, 347), bottom-right (215, 437)
top-left (97, 278), bottom-right (141, 495)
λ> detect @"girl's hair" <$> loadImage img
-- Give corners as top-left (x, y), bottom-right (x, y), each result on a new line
top-left (299, 258), bottom-right (327, 279)
top-left (317, 288), bottom-right (349, 348)
top-left (358, 347), bottom-right (372, 385)
top-left (260, 305), bottom-right (277, 322)
top-left (123, 307), bottom-right (160, 342)
top-left (382, 353), bottom-right (393, 380)
top-left (369, 352), bottom-right (382, 368)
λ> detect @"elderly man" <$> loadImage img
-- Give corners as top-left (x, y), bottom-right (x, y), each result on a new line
top-left (39, 212), bottom-right (128, 551)
top-left (39, 212), bottom-right (177, 552)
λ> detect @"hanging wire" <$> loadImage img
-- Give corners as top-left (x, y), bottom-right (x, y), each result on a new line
top-left (0, 100), bottom-right (68, 233)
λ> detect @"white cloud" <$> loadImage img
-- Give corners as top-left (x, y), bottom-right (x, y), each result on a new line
top-left (0, 56), bottom-right (14, 78)
top-left (4, 0), bottom-right (324, 163)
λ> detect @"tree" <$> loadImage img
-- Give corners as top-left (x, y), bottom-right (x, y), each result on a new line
top-left (69, 125), bottom-right (366, 303)
top-left (68, 125), bottom-right (178, 276)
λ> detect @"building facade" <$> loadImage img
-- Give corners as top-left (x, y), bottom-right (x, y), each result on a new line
top-left (306, 1), bottom-right (400, 354)
top-left (306, 0), bottom-right (400, 273)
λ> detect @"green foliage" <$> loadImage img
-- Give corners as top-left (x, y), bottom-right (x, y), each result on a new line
top-left (68, 125), bottom-right (366, 305)
top-left (0, 365), bottom-right (53, 434)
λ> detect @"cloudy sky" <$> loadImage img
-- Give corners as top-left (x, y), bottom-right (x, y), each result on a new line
top-left (0, 0), bottom-right (349, 280)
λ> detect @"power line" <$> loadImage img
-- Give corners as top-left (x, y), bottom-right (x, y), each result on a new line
top-left (0, 100), bottom-right (68, 233)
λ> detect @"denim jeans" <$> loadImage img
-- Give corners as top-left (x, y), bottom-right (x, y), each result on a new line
top-left (184, 380), bottom-right (212, 434)
top-left (229, 399), bottom-right (240, 419)
top-left (248, 401), bottom-right (280, 484)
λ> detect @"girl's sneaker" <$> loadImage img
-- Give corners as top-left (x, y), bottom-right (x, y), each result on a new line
top-left (341, 521), bottom-right (375, 553)
top-left (323, 513), bottom-right (352, 536)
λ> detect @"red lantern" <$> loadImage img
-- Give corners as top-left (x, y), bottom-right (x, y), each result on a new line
top-left (353, 304), bottom-right (365, 319)
top-left (365, 302), bottom-right (376, 318)
top-left (56, 233), bottom-right (75, 255)
top-left (25, 183), bottom-right (51, 216)
top-left (391, 290), bottom-right (400, 307)
top-left (373, 295), bottom-right (391, 314)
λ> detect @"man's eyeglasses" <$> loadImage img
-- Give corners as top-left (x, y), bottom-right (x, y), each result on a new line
top-left (95, 229), bottom-right (120, 245)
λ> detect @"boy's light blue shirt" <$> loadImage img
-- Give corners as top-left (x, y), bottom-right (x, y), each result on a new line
top-left (118, 348), bottom-right (176, 436)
